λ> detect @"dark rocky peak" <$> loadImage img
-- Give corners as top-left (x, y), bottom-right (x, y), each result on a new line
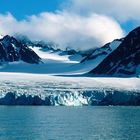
top-left (0, 35), bottom-right (41, 64)
top-left (89, 26), bottom-right (140, 76)
top-left (81, 39), bottom-right (122, 63)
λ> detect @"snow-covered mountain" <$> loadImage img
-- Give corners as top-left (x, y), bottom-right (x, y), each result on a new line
top-left (0, 35), bottom-right (41, 64)
top-left (0, 35), bottom-right (95, 74)
top-left (80, 39), bottom-right (123, 72)
top-left (81, 39), bottom-right (123, 63)
top-left (89, 26), bottom-right (140, 77)
top-left (0, 26), bottom-right (140, 77)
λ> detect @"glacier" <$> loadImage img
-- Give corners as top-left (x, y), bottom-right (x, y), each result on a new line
top-left (0, 34), bottom-right (140, 106)
top-left (0, 73), bottom-right (139, 106)
top-left (1, 89), bottom-right (140, 106)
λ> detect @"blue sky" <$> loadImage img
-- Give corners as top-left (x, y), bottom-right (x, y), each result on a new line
top-left (0, 0), bottom-right (139, 50)
top-left (0, 0), bottom-right (64, 19)
top-left (0, 0), bottom-right (137, 33)
top-left (121, 20), bottom-right (139, 33)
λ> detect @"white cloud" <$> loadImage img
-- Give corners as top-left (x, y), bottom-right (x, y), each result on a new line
top-left (2, 0), bottom-right (140, 50)
top-left (0, 12), bottom-right (124, 50)
top-left (67, 0), bottom-right (140, 22)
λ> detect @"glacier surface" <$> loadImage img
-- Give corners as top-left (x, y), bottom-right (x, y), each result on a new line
top-left (0, 73), bottom-right (140, 106)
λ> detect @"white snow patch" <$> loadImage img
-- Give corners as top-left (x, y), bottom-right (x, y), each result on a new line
top-left (31, 47), bottom-right (70, 62)
top-left (0, 35), bottom-right (3, 39)
top-left (80, 40), bottom-right (122, 73)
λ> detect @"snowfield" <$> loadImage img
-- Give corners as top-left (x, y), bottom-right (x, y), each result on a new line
top-left (0, 73), bottom-right (140, 106)
top-left (0, 42), bottom-right (123, 75)
top-left (0, 46), bottom-right (100, 75)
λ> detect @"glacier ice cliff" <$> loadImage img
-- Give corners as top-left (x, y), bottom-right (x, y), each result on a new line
top-left (0, 73), bottom-right (139, 106)
top-left (0, 89), bottom-right (140, 106)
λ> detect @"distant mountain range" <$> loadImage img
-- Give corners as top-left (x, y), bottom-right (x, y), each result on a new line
top-left (0, 26), bottom-right (140, 77)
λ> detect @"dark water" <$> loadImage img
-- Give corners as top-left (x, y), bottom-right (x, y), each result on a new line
top-left (0, 106), bottom-right (140, 140)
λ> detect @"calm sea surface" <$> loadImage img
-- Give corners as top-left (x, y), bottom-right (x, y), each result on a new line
top-left (0, 106), bottom-right (139, 140)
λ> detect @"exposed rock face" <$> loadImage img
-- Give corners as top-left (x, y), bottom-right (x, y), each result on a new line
top-left (89, 26), bottom-right (140, 76)
top-left (81, 39), bottom-right (122, 63)
top-left (0, 35), bottom-right (41, 64)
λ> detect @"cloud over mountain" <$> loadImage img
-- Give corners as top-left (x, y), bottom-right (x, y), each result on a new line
top-left (0, 12), bottom-right (124, 50)
top-left (0, 0), bottom-right (132, 50)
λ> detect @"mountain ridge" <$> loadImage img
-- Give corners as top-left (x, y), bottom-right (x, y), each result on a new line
top-left (89, 26), bottom-right (140, 77)
top-left (0, 26), bottom-right (140, 77)
top-left (0, 35), bottom-right (41, 64)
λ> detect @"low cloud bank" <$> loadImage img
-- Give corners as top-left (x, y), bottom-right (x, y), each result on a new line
top-left (0, 12), bottom-right (124, 50)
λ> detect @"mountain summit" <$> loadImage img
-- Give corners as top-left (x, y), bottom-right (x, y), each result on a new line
top-left (0, 35), bottom-right (41, 64)
top-left (89, 26), bottom-right (140, 77)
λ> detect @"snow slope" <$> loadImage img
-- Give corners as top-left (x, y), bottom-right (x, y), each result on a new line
top-left (0, 35), bottom-right (123, 75)
top-left (80, 40), bottom-right (122, 71)
top-left (0, 46), bottom-right (100, 75)
top-left (90, 26), bottom-right (140, 77)
top-left (31, 47), bottom-right (80, 63)
top-left (0, 41), bottom-right (123, 75)
top-left (82, 40), bottom-right (122, 62)
top-left (0, 73), bottom-right (139, 106)
top-left (0, 29), bottom-right (139, 77)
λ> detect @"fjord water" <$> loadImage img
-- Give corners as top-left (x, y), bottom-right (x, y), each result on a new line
top-left (0, 106), bottom-right (140, 140)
